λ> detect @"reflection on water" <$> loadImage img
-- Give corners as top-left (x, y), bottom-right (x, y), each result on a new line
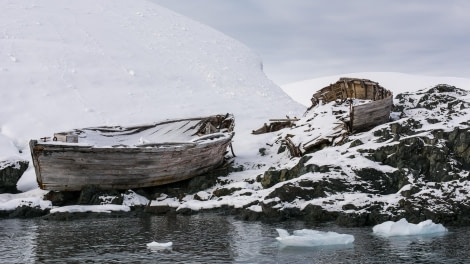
top-left (1, 214), bottom-right (470, 263)
top-left (0, 219), bottom-right (37, 263)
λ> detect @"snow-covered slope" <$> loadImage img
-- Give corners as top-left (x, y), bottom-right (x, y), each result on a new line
top-left (282, 72), bottom-right (470, 106)
top-left (0, 0), bottom-right (302, 162)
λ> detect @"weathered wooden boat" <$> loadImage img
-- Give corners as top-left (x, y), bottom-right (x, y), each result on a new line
top-left (309, 77), bottom-right (393, 133)
top-left (29, 114), bottom-right (235, 191)
top-left (252, 78), bottom-right (393, 157)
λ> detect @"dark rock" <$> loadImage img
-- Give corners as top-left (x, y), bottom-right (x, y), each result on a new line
top-left (258, 156), bottom-right (334, 189)
top-left (335, 212), bottom-right (368, 227)
top-left (265, 183), bottom-right (323, 202)
top-left (391, 119), bottom-right (422, 135)
top-left (44, 191), bottom-right (80, 206)
top-left (426, 118), bottom-right (440, 124)
top-left (277, 144), bottom-right (287, 154)
top-left (349, 139), bottom-right (364, 148)
top-left (353, 168), bottom-right (408, 195)
top-left (342, 204), bottom-right (358, 210)
top-left (429, 84), bottom-right (459, 93)
top-left (9, 206), bottom-right (49, 218)
top-left (448, 127), bottom-right (470, 168)
top-left (366, 207), bottom-right (392, 226)
top-left (265, 178), bottom-right (351, 203)
top-left (260, 200), bottom-right (280, 220)
top-left (213, 187), bottom-right (241, 197)
top-left (238, 208), bottom-right (262, 221)
top-left (177, 207), bottom-right (198, 215)
top-left (280, 207), bottom-right (303, 220)
top-left (373, 128), bottom-right (394, 143)
top-left (302, 204), bottom-right (338, 223)
top-left (144, 205), bottom-right (175, 215)
top-left (259, 168), bottom-right (287, 188)
top-left (78, 186), bottom-right (123, 205)
top-left (259, 148), bottom-right (267, 156)
top-left (42, 210), bottom-right (141, 221)
top-left (0, 160), bottom-right (29, 193)
top-left (364, 134), bottom-right (462, 182)
top-left (400, 185), bottom-right (421, 198)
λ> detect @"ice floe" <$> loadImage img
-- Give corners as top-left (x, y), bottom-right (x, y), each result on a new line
top-left (275, 228), bottom-right (355, 247)
top-left (373, 218), bottom-right (448, 237)
top-left (146, 241), bottom-right (173, 250)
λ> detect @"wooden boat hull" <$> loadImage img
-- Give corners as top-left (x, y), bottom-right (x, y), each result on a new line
top-left (350, 94), bottom-right (393, 133)
top-left (29, 115), bottom-right (234, 191)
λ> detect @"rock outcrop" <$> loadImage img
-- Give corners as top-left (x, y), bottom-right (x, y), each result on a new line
top-left (243, 84), bottom-right (470, 226)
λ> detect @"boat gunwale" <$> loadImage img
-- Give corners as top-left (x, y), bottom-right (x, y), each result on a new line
top-left (32, 131), bottom-right (234, 151)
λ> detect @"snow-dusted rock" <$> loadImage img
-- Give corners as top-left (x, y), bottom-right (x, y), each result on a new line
top-left (0, 160), bottom-right (29, 193)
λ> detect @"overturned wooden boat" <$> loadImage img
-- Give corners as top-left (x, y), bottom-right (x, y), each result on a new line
top-left (29, 114), bottom-right (235, 191)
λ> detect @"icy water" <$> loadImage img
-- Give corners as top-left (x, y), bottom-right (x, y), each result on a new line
top-left (1, 214), bottom-right (469, 264)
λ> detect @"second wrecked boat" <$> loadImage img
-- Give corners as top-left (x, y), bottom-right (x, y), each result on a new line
top-left (309, 77), bottom-right (393, 133)
top-left (254, 78), bottom-right (393, 156)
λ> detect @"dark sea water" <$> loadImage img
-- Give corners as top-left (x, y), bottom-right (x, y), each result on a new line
top-left (1, 214), bottom-right (469, 263)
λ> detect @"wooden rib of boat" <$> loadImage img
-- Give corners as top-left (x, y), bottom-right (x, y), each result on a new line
top-left (29, 114), bottom-right (235, 191)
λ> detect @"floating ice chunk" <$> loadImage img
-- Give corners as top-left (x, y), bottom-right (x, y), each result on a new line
top-left (146, 241), bottom-right (173, 249)
top-left (275, 228), bottom-right (355, 247)
top-left (373, 218), bottom-right (448, 237)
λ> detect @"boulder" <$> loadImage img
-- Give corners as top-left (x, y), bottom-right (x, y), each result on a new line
top-left (0, 160), bottom-right (29, 193)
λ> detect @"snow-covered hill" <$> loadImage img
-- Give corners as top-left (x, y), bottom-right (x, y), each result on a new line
top-left (0, 0), bottom-right (302, 163)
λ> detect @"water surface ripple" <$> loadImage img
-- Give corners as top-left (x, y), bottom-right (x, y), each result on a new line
top-left (1, 214), bottom-right (469, 263)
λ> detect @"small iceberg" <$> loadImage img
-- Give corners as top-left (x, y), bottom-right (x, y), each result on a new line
top-left (275, 228), bottom-right (355, 247)
top-left (146, 241), bottom-right (173, 249)
top-left (373, 218), bottom-right (448, 237)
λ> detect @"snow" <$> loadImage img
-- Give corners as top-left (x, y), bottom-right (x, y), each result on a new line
top-left (49, 204), bottom-right (130, 214)
top-left (0, 189), bottom-right (51, 211)
top-left (45, 190), bottom-right (148, 213)
top-left (275, 228), bottom-right (355, 247)
top-left (122, 190), bottom-right (149, 207)
top-left (373, 218), bottom-right (448, 237)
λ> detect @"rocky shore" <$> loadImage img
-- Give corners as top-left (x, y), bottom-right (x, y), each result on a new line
top-left (1, 85), bottom-right (470, 227)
